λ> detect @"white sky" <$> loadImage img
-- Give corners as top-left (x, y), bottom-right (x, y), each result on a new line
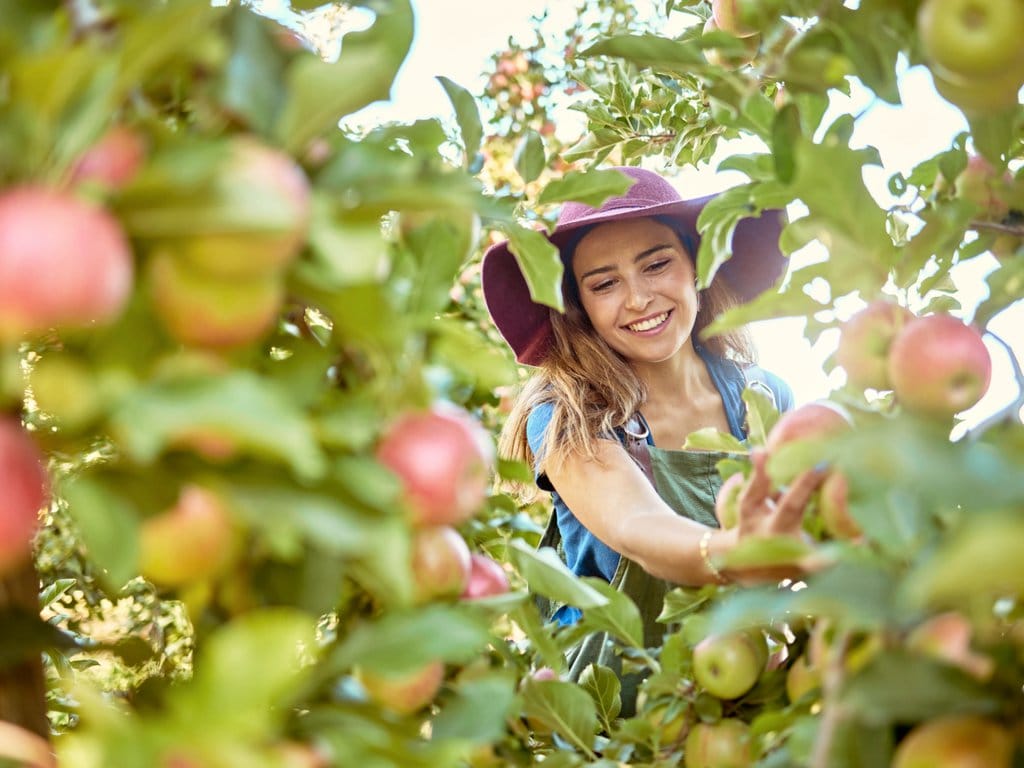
top-left (266, 0), bottom-right (1022, 426)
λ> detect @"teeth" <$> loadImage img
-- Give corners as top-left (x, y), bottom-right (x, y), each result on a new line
top-left (628, 312), bottom-right (668, 332)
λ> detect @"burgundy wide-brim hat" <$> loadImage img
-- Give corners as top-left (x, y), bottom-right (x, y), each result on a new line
top-left (481, 166), bottom-right (787, 366)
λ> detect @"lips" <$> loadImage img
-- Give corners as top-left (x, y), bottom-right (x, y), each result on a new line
top-left (626, 310), bottom-right (670, 333)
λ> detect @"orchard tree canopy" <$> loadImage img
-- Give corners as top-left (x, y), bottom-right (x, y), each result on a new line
top-left (0, 1), bottom-right (1022, 767)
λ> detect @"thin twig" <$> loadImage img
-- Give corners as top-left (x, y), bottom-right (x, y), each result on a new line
top-left (965, 331), bottom-right (1024, 441)
top-left (809, 630), bottom-right (851, 768)
top-left (969, 220), bottom-right (1024, 237)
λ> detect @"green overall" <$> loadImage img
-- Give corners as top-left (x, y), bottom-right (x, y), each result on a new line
top-left (548, 444), bottom-right (728, 718)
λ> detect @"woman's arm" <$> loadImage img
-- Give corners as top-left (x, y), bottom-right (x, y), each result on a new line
top-left (543, 440), bottom-right (822, 586)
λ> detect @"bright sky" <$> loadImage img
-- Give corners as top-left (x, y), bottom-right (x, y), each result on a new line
top-left (265, 0), bottom-right (1022, 426)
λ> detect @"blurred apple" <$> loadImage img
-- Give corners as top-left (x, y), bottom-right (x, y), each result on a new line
top-left (684, 718), bottom-right (753, 768)
top-left (836, 300), bottom-right (915, 391)
top-left (692, 630), bottom-right (768, 700)
top-left (765, 401), bottom-right (851, 483)
top-left (954, 154), bottom-right (1012, 220)
top-left (643, 701), bottom-right (686, 745)
top-left (173, 137), bottom-right (311, 278)
top-left (27, 354), bottom-right (103, 432)
top-left (888, 314), bottom-right (991, 417)
top-left (148, 250), bottom-right (284, 348)
top-left (461, 553), bottom-right (510, 600)
top-left (714, 472), bottom-right (746, 529)
top-left (71, 125), bottom-right (146, 190)
top-left (703, 17), bottom-right (760, 69)
top-left (907, 612), bottom-right (994, 681)
top-left (784, 653), bottom-right (821, 704)
top-left (356, 660), bottom-right (444, 716)
top-left (0, 418), bottom-right (50, 576)
top-left (917, 0), bottom-right (1024, 80)
top-left (893, 715), bottom-right (1013, 768)
top-left (376, 403), bottom-right (495, 526)
top-left (931, 67), bottom-right (1023, 116)
top-left (139, 484), bottom-right (235, 587)
top-left (711, 0), bottom-right (766, 37)
top-left (0, 720), bottom-right (56, 768)
top-left (818, 471), bottom-right (859, 540)
top-left (0, 187), bottom-right (133, 340)
top-left (411, 525), bottom-right (471, 603)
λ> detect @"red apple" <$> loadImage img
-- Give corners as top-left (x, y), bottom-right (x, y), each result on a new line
top-left (530, 667), bottom-right (559, 681)
top-left (0, 418), bottom-right (50, 577)
top-left (375, 404), bottom-right (495, 527)
top-left (703, 17), bottom-right (760, 69)
top-left (918, 0), bottom-right (1024, 80)
top-left (906, 612), bottom-right (994, 681)
top-left (356, 660), bottom-right (444, 715)
top-left (0, 187), bottom-right (133, 339)
top-left (714, 472), bottom-right (746, 529)
top-left (888, 314), bottom-right (991, 417)
top-left (172, 137), bottom-right (311, 279)
top-left (893, 715), bottom-right (1013, 768)
top-left (684, 719), bottom-right (753, 768)
top-left (692, 630), bottom-right (768, 700)
top-left (410, 525), bottom-right (471, 603)
top-left (711, 0), bottom-right (762, 38)
top-left (766, 401), bottom-right (851, 483)
top-left (147, 250), bottom-right (284, 348)
top-left (71, 125), bottom-right (146, 190)
top-left (836, 301), bottom-right (915, 391)
top-left (0, 720), bottom-right (56, 768)
top-left (139, 484), bottom-right (235, 587)
top-left (818, 471), bottom-right (859, 540)
top-left (461, 553), bottom-right (510, 600)
top-left (954, 155), bottom-right (1012, 220)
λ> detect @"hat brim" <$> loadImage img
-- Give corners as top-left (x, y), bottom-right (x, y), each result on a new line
top-left (482, 194), bottom-right (786, 366)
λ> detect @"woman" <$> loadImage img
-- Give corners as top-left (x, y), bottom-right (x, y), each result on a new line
top-left (481, 166), bottom-right (823, 710)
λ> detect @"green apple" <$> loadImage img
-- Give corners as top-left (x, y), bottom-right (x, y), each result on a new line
top-left (931, 67), bottom-right (1023, 116)
top-left (27, 354), bottom-right (103, 432)
top-left (148, 249), bottom-right (284, 348)
top-left (893, 715), bottom-right (1013, 768)
top-left (644, 701), bottom-right (687, 745)
top-left (692, 630), bottom-right (768, 700)
top-left (784, 654), bottom-right (821, 704)
top-left (703, 17), bottom-right (760, 69)
top-left (918, 0), bottom-right (1024, 79)
top-left (684, 719), bottom-right (753, 768)
top-left (356, 660), bottom-right (445, 716)
top-left (712, 0), bottom-right (777, 37)
top-left (836, 300), bottom-right (915, 391)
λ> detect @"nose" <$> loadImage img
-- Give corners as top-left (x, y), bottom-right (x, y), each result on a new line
top-left (624, 278), bottom-right (652, 311)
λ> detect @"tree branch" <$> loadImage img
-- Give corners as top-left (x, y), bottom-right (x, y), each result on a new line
top-left (969, 220), bottom-right (1024, 237)
top-left (809, 631), bottom-right (851, 768)
top-left (965, 331), bottom-right (1024, 441)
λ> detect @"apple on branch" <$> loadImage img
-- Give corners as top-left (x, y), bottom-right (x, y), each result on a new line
top-left (355, 660), bottom-right (445, 716)
top-left (0, 418), bottom-right (50, 577)
top-left (692, 629), bottom-right (768, 700)
top-left (836, 300), bottom-right (915, 391)
top-left (460, 553), bottom-right (510, 600)
top-left (684, 718), bottom-right (754, 768)
top-left (893, 715), bottom-right (1013, 768)
top-left (410, 525), bottom-right (471, 604)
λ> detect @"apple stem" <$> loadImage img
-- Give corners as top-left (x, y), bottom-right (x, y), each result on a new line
top-left (969, 219), bottom-right (1024, 237)
top-left (965, 331), bottom-right (1024, 441)
top-left (808, 630), bottom-right (851, 768)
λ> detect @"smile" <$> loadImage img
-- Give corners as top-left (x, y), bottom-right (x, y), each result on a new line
top-left (626, 311), bottom-right (670, 333)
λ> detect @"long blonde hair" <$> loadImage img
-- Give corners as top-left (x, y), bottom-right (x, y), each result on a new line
top-left (498, 225), bottom-right (755, 481)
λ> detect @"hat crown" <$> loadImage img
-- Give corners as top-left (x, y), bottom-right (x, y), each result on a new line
top-left (557, 167), bottom-right (682, 226)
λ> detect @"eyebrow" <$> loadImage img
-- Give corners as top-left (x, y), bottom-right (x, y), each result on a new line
top-left (578, 243), bottom-right (674, 281)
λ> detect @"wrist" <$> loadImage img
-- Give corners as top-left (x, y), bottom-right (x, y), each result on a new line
top-left (699, 528), bottom-right (734, 585)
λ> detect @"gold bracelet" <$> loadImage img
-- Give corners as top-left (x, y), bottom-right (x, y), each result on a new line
top-left (699, 529), bottom-right (729, 585)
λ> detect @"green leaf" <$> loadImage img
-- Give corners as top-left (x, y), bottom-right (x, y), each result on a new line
top-left (507, 540), bottom-right (609, 611)
top-left (504, 223), bottom-right (564, 311)
top-left (61, 478), bottom-right (139, 590)
top-left (437, 75), bottom-right (483, 165)
top-left (431, 673), bottom-right (517, 742)
top-left (307, 198), bottom-right (390, 287)
top-left (683, 427), bottom-right (747, 453)
top-left (578, 578), bottom-right (644, 649)
top-left (274, 0), bottom-right (414, 152)
top-left (334, 455), bottom-right (402, 511)
top-left (514, 129), bottom-right (546, 184)
top-left (581, 34), bottom-right (706, 75)
top-left (771, 103), bottom-right (801, 184)
top-left (694, 184), bottom-right (769, 289)
top-left (742, 385), bottom-right (780, 446)
top-left (974, 254), bottom-right (1024, 327)
top-left (578, 663), bottom-right (622, 726)
top-left (0, 610), bottom-right (79, 668)
top-left (520, 679), bottom-right (599, 753)
top-left (110, 371), bottom-right (326, 480)
top-left (716, 535), bottom-right (815, 570)
top-left (657, 587), bottom-right (712, 624)
top-left (968, 108), bottom-right (1018, 166)
top-left (537, 168), bottom-right (633, 207)
top-left (219, 9), bottom-right (287, 136)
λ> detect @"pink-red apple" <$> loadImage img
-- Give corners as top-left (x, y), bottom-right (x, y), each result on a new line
top-left (147, 250), bottom-right (284, 348)
top-left (906, 611), bottom-right (994, 681)
top-left (71, 125), bottom-right (146, 190)
top-left (461, 553), bottom-right (510, 600)
top-left (703, 17), bottom-right (760, 69)
top-left (893, 715), bottom-right (1013, 768)
top-left (917, 0), bottom-right (1024, 80)
top-left (410, 525), bottom-right (471, 603)
top-left (684, 718), bottom-right (753, 768)
top-left (173, 137), bottom-right (311, 279)
top-left (888, 314), bottom-right (991, 417)
top-left (692, 630), bottom-right (768, 700)
top-left (836, 301), bottom-right (915, 391)
top-left (766, 401), bottom-right (851, 483)
top-left (711, 0), bottom-right (768, 38)
top-left (139, 484), bottom-right (235, 587)
top-left (0, 418), bottom-right (50, 576)
top-left (818, 471), bottom-right (859, 540)
top-left (356, 660), bottom-right (444, 715)
top-left (0, 187), bottom-right (133, 339)
top-left (376, 404), bottom-right (495, 527)
top-left (954, 155), bottom-right (1012, 220)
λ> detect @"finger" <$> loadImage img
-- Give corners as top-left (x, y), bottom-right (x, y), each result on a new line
top-left (739, 449), bottom-right (772, 515)
top-left (773, 466), bottom-right (827, 529)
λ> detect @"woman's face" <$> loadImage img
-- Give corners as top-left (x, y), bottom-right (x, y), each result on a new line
top-left (571, 217), bottom-right (699, 365)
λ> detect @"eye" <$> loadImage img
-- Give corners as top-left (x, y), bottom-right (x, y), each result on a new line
top-left (590, 277), bottom-right (617, 293)
top-left (644, 258), bottom-right (671, 273)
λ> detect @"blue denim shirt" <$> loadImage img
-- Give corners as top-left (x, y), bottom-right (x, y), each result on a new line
top-left (526, 347), bottom-right (794, 592)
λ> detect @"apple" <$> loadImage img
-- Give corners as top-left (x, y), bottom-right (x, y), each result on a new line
top-left (893, 715), bottom-right (1013, 768)
top-left (138, 484), bottom-right (235, 587)
top-left (147, 250), bottom-right (284, 348)
top-left (0, 187), bottom-right (133, 339)
top-left (836, 300), bottom-right (915, 391)
top-left (692, 630), bottom-right (768, 700)
top-left (356, 660), bottom-right (444, 715)
top-left (410, 525), bottom-right (471, 603)
top-left (765, 401), bottom-right (851, 483)
top-left (173, 137), bottom-right (311, 279)
top-left (918, 0), bottom-right (1024, 80)
top-left (375, 403), bottom-right (495, 527)
top-left (0, 720), bottom-right (56, 768)
top-left (954, 155), bottom-right (1012, 220)
top-left (530, 667), bottom-right (559, 681)
top-left (931, 67), bottom-right (1024, 116)
top-left (906, 612), bottom-right (994, 681)
top-left (644, 701), bottom-right (687, 744)
top-left (703, 18), bottom-right (760, 69)
top-left (888, 314), bottom-right (991, 417)
top-left (714, 472), bottom-right (746, 529)
top-left (71, 125), bottom-right (146, 190)
top-left (684, 719), bottom-right (753, 768)
top-left (818, 471), bottom-right (859, 540)
top-left (0, 418), bottom-right (50, 577)
top-left (785, 653), bottom-right (821, 704)
top-left (461, 553), bottom-right (511, 600)
top-left (27, 354), bottom-right (103, 432)
top-left (711, 0), bottom-right (773, 38)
